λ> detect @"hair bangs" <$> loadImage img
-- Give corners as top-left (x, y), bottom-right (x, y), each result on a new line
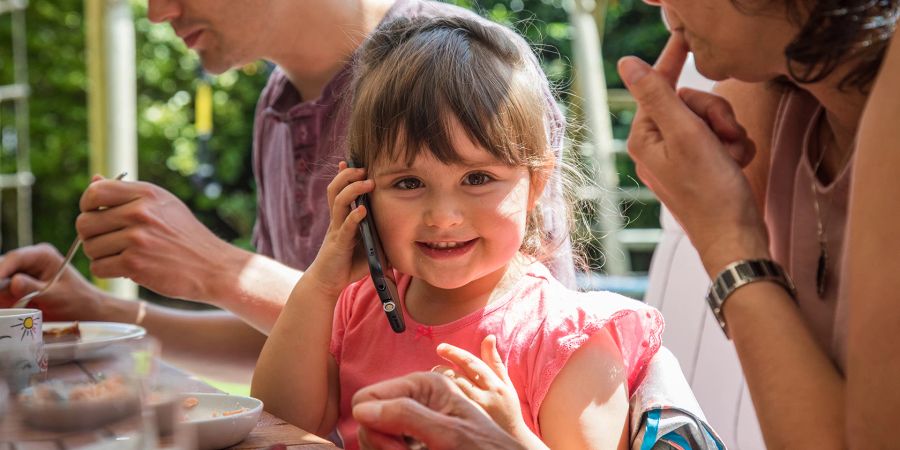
top-left (349, 17), bottom-right (548, 171)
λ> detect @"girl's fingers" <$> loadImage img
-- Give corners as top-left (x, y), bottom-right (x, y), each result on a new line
top-left (326, 163), bottom-right (367, 210)
top-left (436, 343), bottom-right (497, 390)
top-left (480, 335), bottom-right (512, 385)
top-left (330, 179), bottom-right (373, 230)
top-left (335, 204), bottom-right (366, 249)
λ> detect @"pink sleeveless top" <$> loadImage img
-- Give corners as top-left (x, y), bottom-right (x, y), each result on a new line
top-left (329, 262), bottom-right (664, 449)
top-left (765, 89), bottom-right (855, 371)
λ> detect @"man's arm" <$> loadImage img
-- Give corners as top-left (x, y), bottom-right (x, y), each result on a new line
top-left (0, 244), bottom-right (267, 379)
top-left (77, 178), bottom-right (301, 333)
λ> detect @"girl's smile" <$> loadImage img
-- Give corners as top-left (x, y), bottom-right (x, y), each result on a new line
top-left (415, 238), bottom-right (479, 259)
top-left (368, 117), bottom-right (546, 303)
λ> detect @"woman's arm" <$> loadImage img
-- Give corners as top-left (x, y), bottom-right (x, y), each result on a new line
top-left (618, 34), bottom-right (846, 448)
top-left (538, 328), bottom-right (629, 450)
top-left (844, 29), bottom-right (900, 448)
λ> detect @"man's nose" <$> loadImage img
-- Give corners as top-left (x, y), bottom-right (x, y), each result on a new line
top-left (147, 0), bottom-right (181, 24)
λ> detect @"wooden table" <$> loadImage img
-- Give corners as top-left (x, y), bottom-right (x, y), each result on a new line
top-left (0, 357), bottom-right (337, 449)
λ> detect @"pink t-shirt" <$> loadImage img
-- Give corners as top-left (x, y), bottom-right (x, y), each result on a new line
top-left (329, 262), bottom-right (664, 449)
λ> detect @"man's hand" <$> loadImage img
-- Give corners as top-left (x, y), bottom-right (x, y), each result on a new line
top-left (77, 177), bottom-right (236, 303)
top-left (0, 244), bottom-right (108, 321)
top-left (352, 372), bottom-right (526, 450)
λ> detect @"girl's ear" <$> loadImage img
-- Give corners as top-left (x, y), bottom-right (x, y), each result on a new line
top-left (527, 158), bottom-right (555, 211)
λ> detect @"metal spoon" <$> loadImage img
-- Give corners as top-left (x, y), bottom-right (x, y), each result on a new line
top-left (11, 172), bottom-right (128, 308)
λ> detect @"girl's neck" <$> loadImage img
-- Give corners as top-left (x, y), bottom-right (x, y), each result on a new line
top-left (404, 255), bottom-right (530, 326)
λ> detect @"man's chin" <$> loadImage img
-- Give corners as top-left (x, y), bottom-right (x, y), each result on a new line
top-left (197, 54), bottom-right (234, 75)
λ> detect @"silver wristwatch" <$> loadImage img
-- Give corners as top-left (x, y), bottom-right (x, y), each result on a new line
top-left (706, 259), bottom-right (796, 338)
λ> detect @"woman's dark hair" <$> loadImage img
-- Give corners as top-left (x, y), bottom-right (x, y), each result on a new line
top-left (779, 0), bottom-right (899, 92)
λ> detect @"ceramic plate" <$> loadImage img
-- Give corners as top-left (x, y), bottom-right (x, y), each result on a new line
top-left (43, 321), bottom-right (146, 363)
top-left (180, 393), bottom-right (264, 450)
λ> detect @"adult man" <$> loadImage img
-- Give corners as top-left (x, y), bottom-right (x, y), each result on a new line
top-left (0, 0), bottom-right (572, 375)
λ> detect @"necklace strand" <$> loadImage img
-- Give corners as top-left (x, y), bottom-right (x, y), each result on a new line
top-left (810, 114), bottom-right (854, 297)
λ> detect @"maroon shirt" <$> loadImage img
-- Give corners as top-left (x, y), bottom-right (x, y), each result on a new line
top-left (252, 0), bottom-right (575, 286)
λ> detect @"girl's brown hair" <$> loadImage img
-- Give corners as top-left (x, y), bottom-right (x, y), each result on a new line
top-left (347, 15), bottom-right (565, 261)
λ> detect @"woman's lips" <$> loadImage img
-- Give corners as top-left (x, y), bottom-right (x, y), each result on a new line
top-left (415, 239), bottom-right (478, 259)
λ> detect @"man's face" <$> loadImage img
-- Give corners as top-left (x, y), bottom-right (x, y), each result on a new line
top-left (147, 0), bottom-right (267, 74)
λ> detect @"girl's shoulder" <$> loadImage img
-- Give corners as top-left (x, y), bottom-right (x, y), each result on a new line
top-left (506, 263), bottom-right (664, 358)
top-left (516, 262), bottom-right (663, 330)
top-left (501, 265), bottom-right (664, 411)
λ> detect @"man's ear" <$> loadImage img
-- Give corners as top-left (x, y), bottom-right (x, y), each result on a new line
top-left (527, 158), bottom-right (555, 211)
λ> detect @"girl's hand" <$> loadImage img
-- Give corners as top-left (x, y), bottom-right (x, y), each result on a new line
top-left (436, 336), bottom-right (546, 449)
top-left (617, 34), bottom-right (771, 276)
top-left (303, 162), bottom-right (373, 298)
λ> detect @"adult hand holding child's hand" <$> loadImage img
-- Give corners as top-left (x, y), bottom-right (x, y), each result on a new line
top-left (352, 372), bottom-right (526, 450)
top-left (435, 335), bottom-right (547, 449)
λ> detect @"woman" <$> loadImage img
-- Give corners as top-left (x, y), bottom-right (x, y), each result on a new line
top-left (617, 0), bottom-right (898, 446)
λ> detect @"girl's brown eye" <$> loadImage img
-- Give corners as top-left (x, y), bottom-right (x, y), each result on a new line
top-left (395, 178), bottom-right (423, 190)
top-left (464, 172), bottom-right (492, 186)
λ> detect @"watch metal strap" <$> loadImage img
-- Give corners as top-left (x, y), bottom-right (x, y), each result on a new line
top-left (706, 259), bottom-right (796, 338)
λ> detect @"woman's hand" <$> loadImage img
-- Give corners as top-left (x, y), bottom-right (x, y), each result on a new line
top-left (352, 372), bottom-right (526, 450)
top-left (617, 34), bottom-right (771, 275)
top-left (302, 162), bottom-right (373, 298)
top-left (435, 336), bottom-right (546, 449)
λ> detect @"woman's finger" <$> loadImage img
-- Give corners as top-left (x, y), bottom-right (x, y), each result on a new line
top-left (653, 33), bottom-right (689, 89)
top-left (678, 87), bottom-right (745, 141)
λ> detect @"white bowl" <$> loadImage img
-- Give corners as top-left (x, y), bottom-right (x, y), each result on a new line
top-left (181, 393), bottom-right (263, 450)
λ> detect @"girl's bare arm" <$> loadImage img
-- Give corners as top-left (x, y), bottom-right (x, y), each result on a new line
top-left (538, 328), bottom-right (629, 450)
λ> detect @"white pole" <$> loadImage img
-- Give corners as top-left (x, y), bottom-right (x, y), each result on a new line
top-left (103, 0), bottom-right (139, 298)
top-left (567, 0), bottom-right (629, 275)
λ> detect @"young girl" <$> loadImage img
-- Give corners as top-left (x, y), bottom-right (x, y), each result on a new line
top-left (253, 16), bottom-right (663, 450)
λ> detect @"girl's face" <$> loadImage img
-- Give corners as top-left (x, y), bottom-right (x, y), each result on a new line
top-left (647, 0), bottom-right (800, 82)
top-left (369, 119), bottom-right (544, 291)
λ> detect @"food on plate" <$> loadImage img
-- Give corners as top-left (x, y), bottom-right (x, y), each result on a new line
top-left (19, 375), bottom-right (141, 431)
top-left (211, 406), bottom-right (249, 417)
top-left (42, 322), bottom-right (81, 343)
top-left (183, 396), bottom-right (199, 409)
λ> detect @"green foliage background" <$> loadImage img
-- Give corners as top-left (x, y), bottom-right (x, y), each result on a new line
top-left (0, 0), bottom-right (666, 281)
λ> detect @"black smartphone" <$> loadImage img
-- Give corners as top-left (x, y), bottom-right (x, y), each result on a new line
top-left (347, 160), bottom-right (406, 333)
